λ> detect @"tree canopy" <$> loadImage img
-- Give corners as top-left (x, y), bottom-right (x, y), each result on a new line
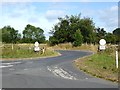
top-left (49, 14), bottom-right (96, 45)
top-left (1, 14), bottom-right (119, 45)
top-left (49, 14), bottom-right (119, 46)
top-left (113, 28), bottom-right (120, 43)
top-left (1, 25), bottom-right (45, 44)
top-left (73, 29), bottom-right (83, 47)
top-left (2, 26), bottom-right (20, 43)
top-left (22, 24), bottom-right (45, 43)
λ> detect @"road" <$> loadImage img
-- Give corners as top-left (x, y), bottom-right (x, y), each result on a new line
top-left (1, 50), bottom-right (118, 88)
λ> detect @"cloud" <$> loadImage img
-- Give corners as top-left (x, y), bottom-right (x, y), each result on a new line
top-left (45, 10), bottom-right (65, 21)
top-left (98, 5), bottom-right (118, 32)
top-left (0, 3), bottom-right (60, 40)
top-left (111, 6), bottom-right (118, 11)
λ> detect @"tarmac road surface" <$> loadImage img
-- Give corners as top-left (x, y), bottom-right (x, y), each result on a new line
top-left (1, 50), bottom-right (118, 88)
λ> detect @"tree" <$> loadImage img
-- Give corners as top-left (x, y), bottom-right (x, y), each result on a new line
top-left (16, 33), bottom-right (22, 43)
top-left (23, 24), bottom-right (45, 43)
top-left (79, 17), bottom-right (95, 44)
top-left (2, 26), bottom-right (19, 43)
top-left (49, 36), bottom-right (59, 46)
top-left (95, 27), bottom-right (107, 43)
top-left (113, 28), bottom-right (120, 44)
top-left (105, 33), bottom-right (117, 44)
top-left (73, 29), bottom-right (83, 47)
top-left (49, 14), bottom-right (81, 44)
top-left (49, 14), bottom-right (96, 45)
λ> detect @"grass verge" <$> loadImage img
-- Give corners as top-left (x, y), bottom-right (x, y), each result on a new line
top-left (74, 46), bottom-right (119, 82)
top-left (51, 43), bottom-right (98, 52)
top-left (1, 44), bottom-right (60, 60)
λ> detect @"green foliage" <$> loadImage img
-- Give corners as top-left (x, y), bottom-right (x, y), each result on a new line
top-left (49, 14), bottom-right (96, 46)
top-left (95, 28), bottom-right (107, 43)
top-left (73, 29), bottom-right (83, 47)
top-left (22, 24), bottom-right (45, 43)
top-left (2, 26), bottom-right (20, 43)
top-left (1, 24), bottom-right (46, 44)
top-left (1, 14), bottom-right (119, 45)
top-left (49, 36), bottom-right (59, 46)
top-left (113, 28), bottom-right (120, 36)
top-left (79, 17), bottom-right (95, 43)
top-left (105, 33), bottom-right (117, 44)
top-left (113, 28), bottom-right (120, 43)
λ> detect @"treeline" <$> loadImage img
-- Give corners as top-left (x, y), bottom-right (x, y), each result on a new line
top-left (49, 14), bottom-right (120, 46)
top-left (1, 24), bottom-right (45, 43)
top-left (1, 14), bottom-right (120, 46)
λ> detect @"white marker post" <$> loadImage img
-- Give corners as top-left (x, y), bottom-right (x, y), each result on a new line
top-left (116, 50), bottom-right (118, 68)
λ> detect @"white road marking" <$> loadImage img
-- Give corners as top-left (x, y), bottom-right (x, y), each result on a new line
top-left (0, 61), bottom-right (21, 69)
top-left (2, 62), bottom-right (21, 65)
top-left (0, 65), bottom-right (13, 68)
top-left (1, 63), bottom-right (11, 65)
top-left (47, 66), bottom-right (77, 80)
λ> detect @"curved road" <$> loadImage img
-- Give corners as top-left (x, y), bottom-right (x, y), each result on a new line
top-left (1, 50), bottom-right (118, 88)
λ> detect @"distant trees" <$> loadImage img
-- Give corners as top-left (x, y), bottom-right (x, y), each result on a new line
top-left (49, 14), bottom-right (120, 46)
top-left (1, 14), bottom-right (120, 45)
top-left (22, 24), bottom-right (45, 43)
top-left (2, 26), bottom-right (20, 43)
top-left (1, 25), bottom-right (45, 43)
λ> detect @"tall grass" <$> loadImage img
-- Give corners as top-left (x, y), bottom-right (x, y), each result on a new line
top-left (51, 43), bottom-right (98, 52)
top-left (1, 44), bottom-right (58, 59)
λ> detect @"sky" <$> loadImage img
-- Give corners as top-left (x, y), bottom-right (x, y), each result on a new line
top-left (0, 0), bottom-right (119, 40)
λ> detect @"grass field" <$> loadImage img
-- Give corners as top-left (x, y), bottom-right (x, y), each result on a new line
top-left (1, 43), bottom-right (59, 60)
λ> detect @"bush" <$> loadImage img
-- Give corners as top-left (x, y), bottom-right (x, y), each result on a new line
top-left (72, 29), bottom-right (83, 47)
top-left (49, 36), bottom-right (59, 46)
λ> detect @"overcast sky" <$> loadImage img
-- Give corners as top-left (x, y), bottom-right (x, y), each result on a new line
top-left (0, 0), bottom-right (119, 40)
